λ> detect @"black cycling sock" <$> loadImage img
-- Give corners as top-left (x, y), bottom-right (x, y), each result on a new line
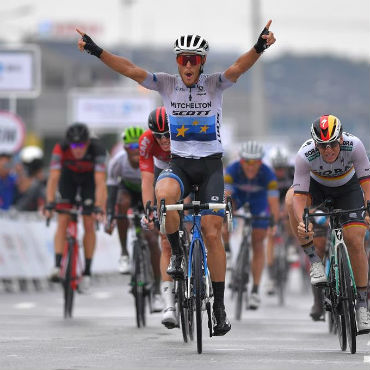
top-left (252, 284), bottom-right (259, 294)
top-left (55, 254), bottom-right (62, 268)
top-left (302, 243), bottom-right (321, 264)
top-left (356, 287), bottom-right (368, 309)
top-left (154, 277), bottom-right (161, 295)
top-left (224, 242), bottom-right (230, 253)
top-left (167, 231), bottom-right (182, 255)
top-left (212, 281), bottom-right (225, 308)
top-left (84, 258), bottom-right (92, 276)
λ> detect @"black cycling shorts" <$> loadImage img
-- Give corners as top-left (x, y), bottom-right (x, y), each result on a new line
top-left (118, 184), bottom-right (143, 210)
top-left (309, 175), bottom-right (366, 227)
top-left (157, 154), bottom-right (224, 217)
top-left (59, 168), bottom-right (95, 214)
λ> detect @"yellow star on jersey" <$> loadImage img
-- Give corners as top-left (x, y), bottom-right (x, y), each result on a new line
top-left (200, 125), bottom-right (209, 133)
top-left (192, 120), bottom-right (199, 125)
top-left (176, 124), bottom-right (189, 137)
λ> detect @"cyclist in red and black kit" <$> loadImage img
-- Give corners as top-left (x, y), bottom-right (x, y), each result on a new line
top-left (140, 107), bottom-right (179, 328)
top-left (44, 123), bottom-right (107, 293)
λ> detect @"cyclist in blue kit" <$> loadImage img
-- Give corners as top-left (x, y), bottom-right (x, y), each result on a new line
top-left (77, 22), bottom-right (276, 336)
top-left (223, 141), bottom-right (280, 309)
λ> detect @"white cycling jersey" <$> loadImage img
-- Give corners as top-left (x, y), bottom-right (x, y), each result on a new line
top-left (140, 72), bottom-right (234, 158)
top-left (293, 132), bottom-right (370, 193)
top-left (106, 150), bottom-right (141, 192)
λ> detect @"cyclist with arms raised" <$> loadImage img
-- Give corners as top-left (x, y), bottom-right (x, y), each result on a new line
top-left (45, 123), bottom-right (107, 293)
top-left (285, 115), bottom-right (370, 332)
top-left (77, 22), bottom-right (276, 335)
top-left (223, 141), bottom-right (280, 309)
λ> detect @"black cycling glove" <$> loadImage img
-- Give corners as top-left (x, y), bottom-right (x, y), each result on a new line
top-left (254, 27), bottom-right (270, 54)
top-left (82, 33), bottom-right (103, 58)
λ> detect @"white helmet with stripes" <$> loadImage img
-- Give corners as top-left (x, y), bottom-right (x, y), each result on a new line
top-left (239, 141), bottom-right (264, 160)
top-left (173, 35), bottom-right (209, 56)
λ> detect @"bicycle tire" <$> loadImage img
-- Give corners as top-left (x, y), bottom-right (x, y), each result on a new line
top-left (234, 237), bottom-right (249, 320)
top-left (133, 241), bottom-right (146, 328)
top-left (63, 241), bottom-right (75, 319)
top-left (275, 244), bottom-right (288, 306)
top-left (193, 240), bottom-right (204, 354)
top-left (338, 243), bottom-right (356, 354)
top-left (177, 279), bottom-right (188, 343)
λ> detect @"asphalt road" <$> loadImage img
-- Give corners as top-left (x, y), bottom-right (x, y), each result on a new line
top-left (1, 269), bottom-right (370, 370)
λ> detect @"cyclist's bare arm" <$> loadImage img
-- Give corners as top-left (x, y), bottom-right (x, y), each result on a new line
top-left (224, 19), bottom-right (275, 82)
top-left (267, 195), bottom-right (280, 224)
top-left (44, 169), bottom-right (60, 217)
top-left (94, 171), bottom-right (107, 212)
top-left (76, 28), bottom-right (147, 83)
top-left (141, 171), bottom-right (155, 207)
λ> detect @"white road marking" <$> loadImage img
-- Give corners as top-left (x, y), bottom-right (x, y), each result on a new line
top-left (363, 356), bottom-right (370, 363)
top-left (13, 302), bottom-right (36, 309)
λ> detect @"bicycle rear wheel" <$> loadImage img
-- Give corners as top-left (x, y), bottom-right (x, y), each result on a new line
top-left (133, 241), bottom-right (146, 328)
top-left (338, 243), bottom-right (356, 354)
top-left (63, 242), bottom-right (75, 319)
top-left (193, 240), bottom-right (204, 354)
top-left (177, 279), bottom-right (189, 343)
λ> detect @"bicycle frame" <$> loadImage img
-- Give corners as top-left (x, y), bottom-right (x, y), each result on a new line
top-left (328, 227), bottom-right (356, 298)
top-left (187, 213), bottom-right (211, 301)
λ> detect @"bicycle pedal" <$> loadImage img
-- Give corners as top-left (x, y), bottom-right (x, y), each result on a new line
top-left (357, 329), bottom-right (370, 335)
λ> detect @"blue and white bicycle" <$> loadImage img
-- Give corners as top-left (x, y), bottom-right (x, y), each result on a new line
top-left (159, 187), bottom-right (232, 354)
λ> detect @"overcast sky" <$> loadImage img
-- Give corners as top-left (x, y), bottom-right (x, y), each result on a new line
top-left (1, 0), bottom-right (369, 61)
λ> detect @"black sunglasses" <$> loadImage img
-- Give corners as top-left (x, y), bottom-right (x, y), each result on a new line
top-left (154, 132), bottom-right (170, 139)
top-left (316, 141), bottom-right (340, 150)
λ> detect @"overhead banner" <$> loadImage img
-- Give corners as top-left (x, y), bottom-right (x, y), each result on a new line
top-left (0, 45), bottom-right (41, 97)
top-left (0, 111), bottom-right (26, 153)
top-left (69, 90), bottom-right (156, 129)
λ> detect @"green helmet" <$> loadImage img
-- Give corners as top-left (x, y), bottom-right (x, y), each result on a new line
top-left (122, 126), bottom-right (144, 144)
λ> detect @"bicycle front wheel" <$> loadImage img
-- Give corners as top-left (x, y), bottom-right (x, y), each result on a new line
top-left (193, 240), bottom-right (204, 354)
top-left (234, 237), bottom-right (249, 320)
top-left (338, 243), bottom-right (357, 354)
top-left (63, 242), bottom-right (75, 319)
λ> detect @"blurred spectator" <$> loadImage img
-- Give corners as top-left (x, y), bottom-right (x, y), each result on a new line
top-left (15, 146), bottom-right (45, 211)
top-left (0, 153), bottom-right (17, 210)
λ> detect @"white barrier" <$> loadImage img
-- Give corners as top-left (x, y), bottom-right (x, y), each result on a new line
top-left (0, 212), bottom-right (124, 278)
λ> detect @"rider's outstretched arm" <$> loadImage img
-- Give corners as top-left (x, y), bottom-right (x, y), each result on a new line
top-left (224, 19), bottom-right (275, 83)
top-left (76, 28), bottom-right (148, 83)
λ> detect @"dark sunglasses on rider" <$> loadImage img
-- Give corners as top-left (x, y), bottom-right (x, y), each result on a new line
top-left (316, 141), bottom-right (340, 150)
top-left (70, 142), bottom-right (87, 149)
top-left (124, 142), bottom-right (139, 150)
top-left (153, 131), bottom-right (170, 139)
top-left (176, 54), bottom-right (202, 66)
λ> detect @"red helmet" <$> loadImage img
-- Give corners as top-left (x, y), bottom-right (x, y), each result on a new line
top-left (148, 107), bottom-right (169, 134)
top-left (311, 115), bottom-right (342, 144)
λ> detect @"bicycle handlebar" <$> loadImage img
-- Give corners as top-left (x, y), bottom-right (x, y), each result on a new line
top-left (303, 200), bottom-right (370, 232)
top-left (164, 202), bottom-right (226, 212)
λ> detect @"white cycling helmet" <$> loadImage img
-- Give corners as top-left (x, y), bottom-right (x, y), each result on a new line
top-left (173, 35), bottom-right (209, 56)
top-left (269, 147), bottom-right (289, 168)
top-left (239, 141), bottom-right (264, 160)
top-left (20, 146), bottom-right (43, 163)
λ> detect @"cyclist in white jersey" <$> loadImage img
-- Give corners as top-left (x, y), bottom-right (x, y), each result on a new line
top-left (104, 127), bottom-right (163, 312)
top-left (285, 115), bottom-right (370, 333)
top-left (77, 22), bottom-right (276, 336)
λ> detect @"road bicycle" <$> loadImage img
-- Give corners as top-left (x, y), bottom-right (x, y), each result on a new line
top-left (46, 205), bottom-right (83, 319)
top-left (159, 188), bottom-right (232, 354)
top-left (303, 199), bottom-right (370, 354)
top-left (229, 204), bottom-right (272, 320)
top-left (107, 205), bottom-right (154, 328)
